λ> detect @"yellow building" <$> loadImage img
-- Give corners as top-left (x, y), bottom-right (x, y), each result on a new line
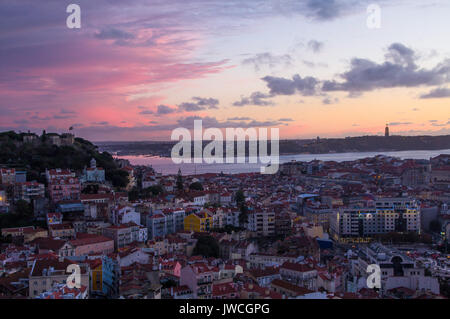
top-left (1, 226), bottom-right (47, 242)
top-left (88, 259), bottom-right (103, 293)
top-left (23, 228), bottom-right (48, 243)
top-left (184, 211), bottom-right (213, 232)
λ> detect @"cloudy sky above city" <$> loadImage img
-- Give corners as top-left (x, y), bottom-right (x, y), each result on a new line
top-left (0, 0), bottom-right (449, 141)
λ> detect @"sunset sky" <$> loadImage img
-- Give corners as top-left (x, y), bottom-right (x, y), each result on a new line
top-left (1, 0), bottom-right (449, 141)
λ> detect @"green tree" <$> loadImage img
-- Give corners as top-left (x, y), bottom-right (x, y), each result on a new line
top-left (128, 187), bottom-right (140, 201)
top-left (235, 189), bottom-right (248, 226)
top-left (235, 189), bottom-right (245, 206)
top-left (189, 181), bottom-right (203, 191)
top-left (144, 185), bottom-right (164, 197)
top-left (176, 168), bottom-right (184, 192)
top-left (429, 220), bottom-right (442, 233)
top-left (106, 169), bottom-right (129, 188)
top-left (238, 204), bottom-right (248, 226)
top-left (193, 235), bottom-right (220, 258)
top-left (14, 200), bottom-right (33, 218)
top-left (82, 184), bottom-right (99, 194)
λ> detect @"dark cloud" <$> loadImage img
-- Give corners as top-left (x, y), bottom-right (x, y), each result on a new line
top-left (176, 116), bottom-right (284, 129)
top-left (94, 28), bottom-right (135, 40)
top-left (389, 122), bottom-right (413, 126)
top-left (156, 104), bottom-right (177, 115)
top-left (420, 87), bottom-right (450, 99)
top-left (233, 92), bottom-right (274, 106)
top-left (257, 43), bottom-right (449, 100)
top-left (228, 117), bottom-right (251, 121)
top-left (52, 109), bottom-right (77, 120)
top-left (139, 109), bottom-right (155, 115)
top-left (53, 115), bottom-right (75, 120)
top-left (385, 43), bottom-right (416, 67)
top-left (322, 97), bottom-right (339, 105)
top-left (430, 120), bottom-right (450, 127)
top-left (279, 118), bottom-right (294, 122)
top-left (31, 115), bottom-right (51, 121)
top-left (14, 119), bottom-right (29, 125)
top-left (262, 74), bottom-right (320, 96)
top-left (242, 52), bottom-right (293, 71)
top-left (178, 97), bottom-right (219, 111)
top-left (307, 40), bottom-right (324, 53)
top-left (322, 43), bottom-right (450, 96)
top-left (60, 109), bottom-right (77, 114)
top-left (304, 0), bottom-right (345, 21)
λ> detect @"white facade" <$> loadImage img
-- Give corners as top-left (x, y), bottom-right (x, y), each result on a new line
top-left (247, 210), bottom-right (275, 236)
top-left (139, 226), bottom-right (148, 242)
top-left (354, 243), bottom-right (440, 296)
top-left (193, 195), bottom-right (207, 206)
top-left (116, 206), bottom-right (141, 226)
top-left (330, 198), bottom-right (421, 241)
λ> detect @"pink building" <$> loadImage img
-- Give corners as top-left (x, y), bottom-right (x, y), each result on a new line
top-left (46, 169), bottom-right (75, 182)
top-left (160, 261), bottom-right (182, 278)
top-left (180, 263), bottom-right (220, 299)
top-left (48, 177), bottom-right (81, 203)
top-left (69, 234), bottom-right (114, 256)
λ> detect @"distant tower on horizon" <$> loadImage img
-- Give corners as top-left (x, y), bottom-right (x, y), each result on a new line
top-left (385, 124), bottom-right (390, 137)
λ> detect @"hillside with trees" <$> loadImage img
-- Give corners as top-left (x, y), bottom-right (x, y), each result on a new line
top-left (0, 131), bottom-right (128, 188)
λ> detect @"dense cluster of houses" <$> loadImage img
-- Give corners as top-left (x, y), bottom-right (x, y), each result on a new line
top-left (0, 154), bottom-right (449, 299)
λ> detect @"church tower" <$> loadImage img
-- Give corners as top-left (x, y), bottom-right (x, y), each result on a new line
top-left (90, 157), bottom-right (97, 168)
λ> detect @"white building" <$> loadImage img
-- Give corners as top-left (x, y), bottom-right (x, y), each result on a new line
top-left (193, 193), bottom-right (207, 206)
top-left (115, 206), bottom-right (141, 226)
top-left (226, 210), bottom-right (240, 228)
top-left (330, 198), bottom-right (421, 242)
top-left (139, 226), bottom-right (148, 242)
top-left (83, 158), bottom-right (105, 183)
top-left (247, 210), bottom-right (275, 237)
top-left (354, 243), bottom-right (440, 296)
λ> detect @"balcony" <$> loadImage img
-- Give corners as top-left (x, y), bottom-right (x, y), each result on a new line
top-left (197, 279), bottom-right (212, 285)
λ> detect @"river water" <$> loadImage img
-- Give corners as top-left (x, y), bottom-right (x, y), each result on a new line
top-left (116, 149), bottom-right (450, 176)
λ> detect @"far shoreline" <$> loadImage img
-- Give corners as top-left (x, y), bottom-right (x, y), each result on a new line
top-left (110, 147), bottom-right (450, 159)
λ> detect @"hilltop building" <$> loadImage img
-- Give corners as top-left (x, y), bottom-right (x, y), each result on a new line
top-left (82, 158), bottom-right (105, 183)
